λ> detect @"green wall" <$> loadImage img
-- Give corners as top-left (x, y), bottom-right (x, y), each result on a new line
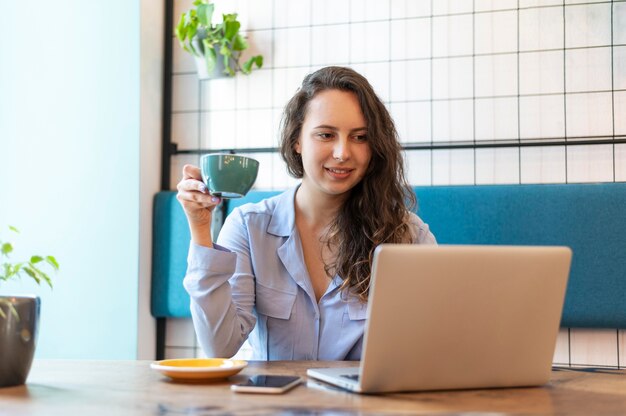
top-left (0, 0), bottom-right (140, 358)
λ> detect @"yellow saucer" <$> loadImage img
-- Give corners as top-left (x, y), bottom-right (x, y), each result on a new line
top-left (150, 358), bottom-right (248, 381)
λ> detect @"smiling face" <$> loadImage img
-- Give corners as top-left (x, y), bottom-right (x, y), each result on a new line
top-left (294, 89), bottom-right (372, 199)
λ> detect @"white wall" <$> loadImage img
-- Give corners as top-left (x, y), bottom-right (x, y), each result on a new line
top-left (0, 0), bottom-right (145, 359)
top-left (139, 0), bottom-right (165, 360)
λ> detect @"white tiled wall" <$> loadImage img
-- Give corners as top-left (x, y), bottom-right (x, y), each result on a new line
top-left (166, 0), bottom-right (626, 366)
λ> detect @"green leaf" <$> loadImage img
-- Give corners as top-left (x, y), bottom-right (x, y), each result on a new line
top-left (203, 40), bottom-right (217, 73)
top-left (23, 266), bottom-right (40, 284)
top-left (8, 226), bottom-right (19, 234)
top-left (223, 13), bottom-right (238, 23)
top-left (41, 272), bottom-right (53, 289)
top-left (197, 3), bottom-right (209, 26)
top-left (208, 25), bottom-right (222, 38)
top-left (224, 54), bottom-right (234, 76)
top-left (188, 39), bottom-right (199, 57)
top-left (233, 34), bottom-right (248, 51)
top-left (1, 243), bottom-right (12, 255)
top-left (242, 58), bottom-right (253, 74)
top-left (31, 264), bottom-right (53, 289)
top-left (223, 20), bottom-right (240, 41)
top-left (219, 43), bottom-right (232, 57)
top-left (254, 55), bottom-right (263, 69)
top-left (1, 262), bottom-right (10, 280)
top-left (9, 262), bottom-right (23, 277)
top-left (46, 256), bottom-right (59, 270)
top-left (30, 255), bottom-right (43, 264)
top-left (187, 24), bottom-right (198, 44)
top-left (175, 14), bottom-right (186, 41)
top-left (242, 55), bottom-right (263, 74)
top-left (202, 3), bottom-right (215, 27)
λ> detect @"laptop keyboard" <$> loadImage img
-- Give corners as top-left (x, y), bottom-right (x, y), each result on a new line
top-left (341, 374), bottom-right (360, 381)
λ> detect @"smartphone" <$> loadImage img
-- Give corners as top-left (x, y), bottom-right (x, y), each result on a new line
top-left (230, 375), bottom-right (302, 394)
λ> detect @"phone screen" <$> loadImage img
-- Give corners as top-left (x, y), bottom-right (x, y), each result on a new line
top-left (231, 375), bottom-right (301, 394)
top-left (244, 375), bottom-right (300, 387)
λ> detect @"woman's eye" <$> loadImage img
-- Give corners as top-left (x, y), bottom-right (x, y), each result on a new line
top-left (353, 135), bottom-right (367, 142)
top-left (317, 133), bottom-right (333, 139)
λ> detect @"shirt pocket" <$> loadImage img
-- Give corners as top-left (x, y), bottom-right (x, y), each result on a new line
top-left (255, 282), bottom-right (297, 320)
top-left (347, 301), bottom-right (368, 321)
top-left (342, 300), bottom-right (368, 329)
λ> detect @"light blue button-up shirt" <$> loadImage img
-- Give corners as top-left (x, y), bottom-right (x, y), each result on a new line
top-left (183, 186), bottom-right (436, 360)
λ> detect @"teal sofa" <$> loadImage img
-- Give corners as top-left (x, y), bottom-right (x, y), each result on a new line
top-left (151, 183), bottom-right (626, 356)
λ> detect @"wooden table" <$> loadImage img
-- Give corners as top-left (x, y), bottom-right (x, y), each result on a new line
top-left (1, 360), bottom-right (626, 415)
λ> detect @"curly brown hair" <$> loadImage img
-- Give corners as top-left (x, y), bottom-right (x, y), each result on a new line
top-left (279, 66), bottom-right (416, 302)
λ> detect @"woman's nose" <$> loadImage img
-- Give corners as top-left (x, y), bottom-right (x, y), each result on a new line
top-left (333, 138), bottom-right (350, 162)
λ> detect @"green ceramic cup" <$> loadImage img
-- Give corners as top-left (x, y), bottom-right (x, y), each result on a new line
top-left (200, 153), bottom-right (260, 198)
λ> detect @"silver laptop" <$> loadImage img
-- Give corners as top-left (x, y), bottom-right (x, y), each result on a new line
top-left (307, 244), bottom-right (572, 393)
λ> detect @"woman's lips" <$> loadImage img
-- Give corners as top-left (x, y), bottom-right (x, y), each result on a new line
top-left (325, 166), bottom-right (353, 179)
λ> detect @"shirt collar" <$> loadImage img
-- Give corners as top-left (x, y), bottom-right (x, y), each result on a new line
top-left (267, 185), bottom-right (299, 237)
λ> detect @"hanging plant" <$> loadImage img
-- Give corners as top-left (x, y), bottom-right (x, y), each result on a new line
top-left (175, 0), bottom-right (264, 78)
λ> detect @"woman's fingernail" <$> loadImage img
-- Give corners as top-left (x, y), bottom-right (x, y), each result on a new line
top-left (199, 184), bottom-right (207, 193)
top-left (211, 196), bottom-right (220, 203)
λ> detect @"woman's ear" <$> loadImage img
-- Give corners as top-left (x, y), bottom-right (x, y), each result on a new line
top-left (294, 140), bottom-right (301, 155)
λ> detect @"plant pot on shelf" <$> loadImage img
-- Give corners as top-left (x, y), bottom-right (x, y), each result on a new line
top-left (191, 31), bottom-right (238, 80)
top-left (175, 3), bottom-right (262, 80)
top-left (0, 296), bottom-right (40, 387)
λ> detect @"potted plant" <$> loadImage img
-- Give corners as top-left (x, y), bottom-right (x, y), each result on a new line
top-left (0, 226), bottom-right (58, 387)
top-left (175, 0), bottom-right (264, 79)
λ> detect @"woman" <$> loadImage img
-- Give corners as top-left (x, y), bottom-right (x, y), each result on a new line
top-left (177, 66), bottom-right (436, 360)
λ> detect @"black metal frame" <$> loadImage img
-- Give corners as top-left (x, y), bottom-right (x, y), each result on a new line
top-left (156, 0), bottom-right (174, 360)
top-left (172, 137), bottom-right (626, 156)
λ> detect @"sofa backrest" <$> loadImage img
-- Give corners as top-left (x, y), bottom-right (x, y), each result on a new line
top-left (413, 183), bottom-right (626, 328)
top-left (152, 183), bottom-right (626, 328)
top-left (151, 192), bottom-right (192, 318)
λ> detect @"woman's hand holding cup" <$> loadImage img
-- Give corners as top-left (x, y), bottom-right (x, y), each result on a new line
top-left (176, 164), bottom-right (222, 247)
top-left (177, 154), bottom-right (259, 247)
